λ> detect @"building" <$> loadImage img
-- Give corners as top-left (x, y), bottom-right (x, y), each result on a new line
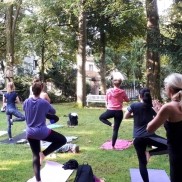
top-left (85, 56), bottom-right (101, 95)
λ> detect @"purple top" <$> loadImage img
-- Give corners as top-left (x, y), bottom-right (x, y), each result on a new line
top-left (23, 97), bottom-right (56, 140)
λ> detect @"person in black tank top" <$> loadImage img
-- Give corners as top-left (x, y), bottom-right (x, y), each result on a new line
top-left (124, 88), bottom-right (168, 182)
top-left (147, 73), bottom-right (182, 182)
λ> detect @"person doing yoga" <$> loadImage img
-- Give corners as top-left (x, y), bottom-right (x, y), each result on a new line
top-left (3, 82), bottom-right (25, 140)
top-left (23, 81), bottom-right (66, 182)
top-left (124, 87), bottom-right (168, 182)
top-left (147, 73), bottom-right (182, 182)
top-left (40, 82), bottom-right (59, 124)
top-left (99, 72), bottom-right (130, 149)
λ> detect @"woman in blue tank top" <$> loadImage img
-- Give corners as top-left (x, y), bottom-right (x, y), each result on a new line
top-left (3, 82), bottom-right (25, 140)
top-left (147, 73), bottom-right (182, 182)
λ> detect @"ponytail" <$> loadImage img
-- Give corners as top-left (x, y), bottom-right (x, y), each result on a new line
top-left (139, 88), bottom-right (152, 109)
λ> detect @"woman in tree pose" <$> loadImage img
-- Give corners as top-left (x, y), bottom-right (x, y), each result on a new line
top-left (23, 81), bottom-right (66, 182)
top-left (3, 82), bottom-right (25, 140)
top-left (147, 73), bottom-right (182, 182)
top-left (99, 72), bottom-right (130, 149)
top-left (124, 88), bottom-right (168, 182)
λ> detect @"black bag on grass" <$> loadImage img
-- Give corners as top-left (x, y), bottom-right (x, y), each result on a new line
top-left (74, 163), bottom-right (95, 182)
top-left (69, 113), bottom-right (78, 126)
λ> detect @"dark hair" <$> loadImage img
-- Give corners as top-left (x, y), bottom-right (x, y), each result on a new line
top-left (32, 82), bottom-right (42, 96)
top-left (139, 88), bottom-right (152, 109)
top-left (112, 79), bottom-right (122, 87)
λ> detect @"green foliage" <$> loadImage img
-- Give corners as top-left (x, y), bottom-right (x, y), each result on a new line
top-left (14, 75), bottom-right (32, 101)
top-left (45, 57), bottom-right (76, 97)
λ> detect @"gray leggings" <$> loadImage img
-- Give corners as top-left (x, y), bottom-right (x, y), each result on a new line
top-left (6, 108), bottom-right (25, 138)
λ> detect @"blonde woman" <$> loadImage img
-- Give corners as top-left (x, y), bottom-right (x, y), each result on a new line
top-left (3, 82), bottom-right (25, 141)
top-left (99, 73), bottom-right (130, 149)
top-left (147, 73), bottom-right (182, 182)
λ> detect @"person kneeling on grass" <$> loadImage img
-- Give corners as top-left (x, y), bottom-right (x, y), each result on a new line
top-left (23, 81), bottom-right (66, 182)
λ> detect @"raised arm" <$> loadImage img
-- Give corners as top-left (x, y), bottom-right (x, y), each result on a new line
top-left (147, 104), bottom-right (170, 133)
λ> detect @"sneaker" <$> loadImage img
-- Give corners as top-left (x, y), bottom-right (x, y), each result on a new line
top-left (10, 119), bottom-right (13, 125)
top-left (9, 138), bottom-right (13, 141)
top-left (71, 144), bottom-right (79, 153)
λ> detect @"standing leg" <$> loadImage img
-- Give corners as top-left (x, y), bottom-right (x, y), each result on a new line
top-left (112, 110), bottom-right (123, 147)
top-left (6, 109), bottom-right (12, 139)
top-left (133, 137), bottom-right (149, 182)
top-left (99, 110), bottom-right (114, 127)
top-left (10, 108), bottom-right (25, 123)
top-left (27, 138), bottom-right (41, 182)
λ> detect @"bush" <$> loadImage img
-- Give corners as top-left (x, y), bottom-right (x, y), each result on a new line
top-left (48, 91), bottom-right (75, 103)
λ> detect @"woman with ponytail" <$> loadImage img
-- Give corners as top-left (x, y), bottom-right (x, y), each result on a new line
top-left (147, 73), bottom-right (182, 182)
top-left (124, 87), bottom-right (168, 182)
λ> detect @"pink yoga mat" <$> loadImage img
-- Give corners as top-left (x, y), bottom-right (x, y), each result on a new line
top-left (27, 161), bottom-right (74, 182)
top-left (100, 139), bottom-right (133, 150)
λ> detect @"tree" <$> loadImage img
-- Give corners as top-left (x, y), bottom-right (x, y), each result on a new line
top-left (4, 0), bottom-right (22, 84)
top-left (86, 0), bottom-right (146, 94)
top-left (76, 0), bottom-right (86, 107)
top-left (145, 0), bottom-right (161, 100)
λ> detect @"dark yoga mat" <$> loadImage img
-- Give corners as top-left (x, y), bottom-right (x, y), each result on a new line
top-left (0, 132), bottom-right (26, 144)
top-left (130, 168), bottom-right (170, 182)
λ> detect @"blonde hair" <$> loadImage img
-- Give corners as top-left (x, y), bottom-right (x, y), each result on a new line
top-left (164, 73), bottom-right (182, 109)
top-left (7, 82), bottom-right (15, 93)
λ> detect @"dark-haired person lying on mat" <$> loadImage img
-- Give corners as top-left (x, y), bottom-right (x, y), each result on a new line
top-left (23, 81), bottom-right (66, 182)
top-left (124, 88), bottom-right (168, 182)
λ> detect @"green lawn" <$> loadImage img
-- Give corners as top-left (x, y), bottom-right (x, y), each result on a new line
top-left (0, 102), bottom-right (169, 182)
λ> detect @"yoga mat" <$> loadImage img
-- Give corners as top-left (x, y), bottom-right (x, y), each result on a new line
top-left (100, 139), bottom-right (133, 150)
top-left (0, 131), bottom-right (7, 137)
top-left (0, 132), bottom-right (26, 144)
top-left (130, 168), bottom-right (170, 182)
top-left (27, 160), bottom-right (74, 182)
top-left (47, 124), bottom-right (64, 129)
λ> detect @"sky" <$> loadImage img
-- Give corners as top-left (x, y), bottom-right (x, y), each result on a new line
top-left (157, 0), bottom-right (173, 15)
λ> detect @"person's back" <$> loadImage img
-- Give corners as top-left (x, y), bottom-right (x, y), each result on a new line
top-left (128, 102), bottom-right (155, 138)
top-left (106, 88), bottom-right (129, 110)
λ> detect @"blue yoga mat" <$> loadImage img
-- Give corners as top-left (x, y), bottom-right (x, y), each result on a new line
top-left (130, 168), bottom-right (170, 182)
top-left (47, 124), bottom-right (64, 129)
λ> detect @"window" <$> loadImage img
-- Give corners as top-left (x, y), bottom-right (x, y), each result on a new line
top-left (89, 64), bottom-right (93, 71)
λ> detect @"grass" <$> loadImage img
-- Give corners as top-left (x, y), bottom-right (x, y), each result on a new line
top-left (0, 102), bottom-right (169, 182)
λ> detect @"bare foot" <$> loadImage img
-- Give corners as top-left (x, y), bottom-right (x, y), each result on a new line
top-left (145, 151), bottom-right (150, 163)
top-left (39, 152), bottom-right (45, 166)
top-left (112, 146), bottom-right (116, 150)
top-left (111, 124), bottom-right (114, 129)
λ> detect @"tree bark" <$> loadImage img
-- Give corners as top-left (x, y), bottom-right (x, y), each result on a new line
top-left (146, 0), bottom-right (161, 100)
top-left (76, 0), bottom-right (86, 107)
top-left (5, 5), bottom-right (14, 84)
top-left (99, 30), bottom-right (106, 95)
top-left (5, 0), bottom-right (22, 85)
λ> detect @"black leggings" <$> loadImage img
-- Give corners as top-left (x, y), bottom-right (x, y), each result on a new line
top-left (46, 114), bottom-right (59, 123)
top-left (168, 145), bottom-right (182, 182)
top-left (99, 109), bottom-right (123, 147)
top-left (133, 136), bottom-right (168, 182)
top-left (28, 130), bottom-right (66, 181)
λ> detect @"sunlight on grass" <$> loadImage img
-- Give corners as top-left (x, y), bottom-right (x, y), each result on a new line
top-left (0, 103), bottom-right (170, 182)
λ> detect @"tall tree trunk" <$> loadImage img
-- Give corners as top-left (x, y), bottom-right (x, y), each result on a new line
top-left (41, 44), bottom-right (45, 82)
top-left (146, 0), bottom-right (161, 100)
top-left (5, 5), bottom-right (14, 84)
top-left (5, 0), bottom-right (22, 85)
top-left (99, 30), bottom-right (106, 95)
top-left (76, 0), bottom-right (86, 107)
